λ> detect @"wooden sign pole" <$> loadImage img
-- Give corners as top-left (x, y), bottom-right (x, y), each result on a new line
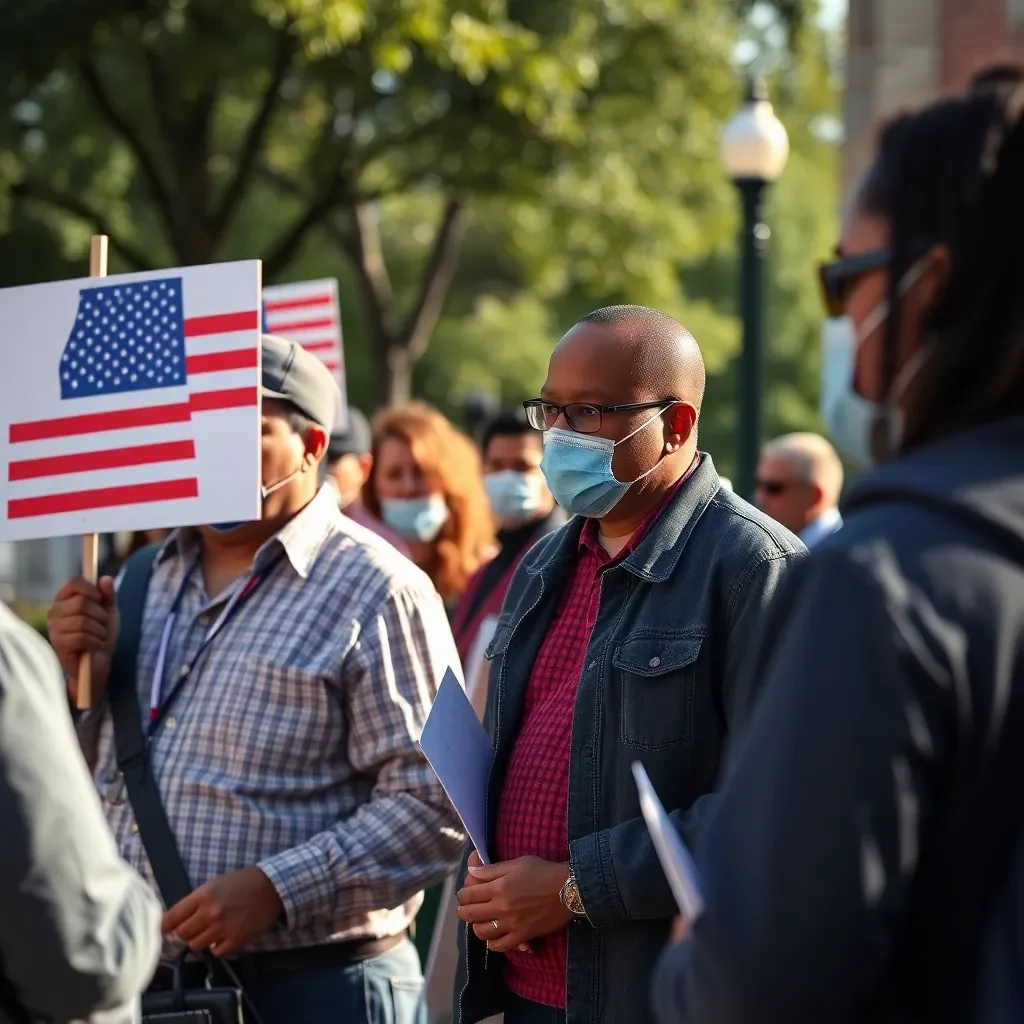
top-left (76, 235), bottom-right (108, 709)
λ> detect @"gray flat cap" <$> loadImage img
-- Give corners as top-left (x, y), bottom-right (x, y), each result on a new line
top-left (261, 333), bottom-right (337, 429)
top-left (328, 407), bottom-right (372, 459)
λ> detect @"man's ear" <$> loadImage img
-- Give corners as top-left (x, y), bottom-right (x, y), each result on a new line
top-left (306, 425), bottom-right (329, 467)
top-left (663, 403), bottom-right (697, 450)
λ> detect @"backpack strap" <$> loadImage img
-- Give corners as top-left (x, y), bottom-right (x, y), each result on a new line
top-left (107, 545), bottom-right (262, 1021)
top-left (108, 544), bottom-right (194, 907)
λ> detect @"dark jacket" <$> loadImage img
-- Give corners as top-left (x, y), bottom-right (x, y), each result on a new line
top-left (455, 455), bottom-right (804, 1024)
top-left (651, 415), bottom-right (1024, 1024)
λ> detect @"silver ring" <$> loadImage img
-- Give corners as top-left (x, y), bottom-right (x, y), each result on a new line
top-left (490, 919), bottom-right (500, 934)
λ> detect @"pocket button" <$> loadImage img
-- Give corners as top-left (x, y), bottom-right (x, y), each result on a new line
top-left (648, 656), bottom-right (661, 668)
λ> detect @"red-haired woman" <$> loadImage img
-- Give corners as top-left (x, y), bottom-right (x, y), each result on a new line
top-left (364, 402), bottom-right (495, 611)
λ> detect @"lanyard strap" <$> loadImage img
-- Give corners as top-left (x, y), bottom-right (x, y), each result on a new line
top-left (147, 554), bottom-right (283, 735)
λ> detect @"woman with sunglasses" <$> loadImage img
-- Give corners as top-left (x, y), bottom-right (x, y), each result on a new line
top-left (651, 67), bottom-right (1024, 1023)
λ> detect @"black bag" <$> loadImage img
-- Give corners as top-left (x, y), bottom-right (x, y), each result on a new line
top-left (108, 546), bottom-right (261, 1024)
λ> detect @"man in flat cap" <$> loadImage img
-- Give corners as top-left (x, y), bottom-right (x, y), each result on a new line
top-left (325, 407), bottom-right (411, 557)
top-left (47, 336), bottom-right (464, 1024)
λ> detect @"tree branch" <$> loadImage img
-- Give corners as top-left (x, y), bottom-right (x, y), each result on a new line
top-left (352, 204), bottom-right (401, 332)
top-left (77, 60), bottom-right (176, 240)
top-left (402, 198), bottom-right (467, 361)
top-left (212, 28), bottom-right (296, 236)
top-left (323, 205), bottom-right (401, 345)
top-left (140, 41), bottom-right (179, 142)
top-left (12, 181), bottom-right (155, 271)
top-left (261, 175), bottom-right (346, 281)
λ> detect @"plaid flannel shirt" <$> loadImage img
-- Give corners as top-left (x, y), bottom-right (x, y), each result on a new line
top-left (77, 486), bottom-right (465, 954)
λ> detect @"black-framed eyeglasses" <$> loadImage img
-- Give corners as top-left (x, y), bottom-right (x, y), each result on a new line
top-left (522, 398), bottom-right (678, 435)
top-left (817, 247), bottom-right (891, 316)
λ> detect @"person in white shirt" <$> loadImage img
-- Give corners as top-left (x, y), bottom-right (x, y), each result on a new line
top-left (755, 433), bottom-right (843, 548)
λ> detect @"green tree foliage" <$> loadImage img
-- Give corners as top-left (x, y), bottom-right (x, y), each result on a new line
top-left (0, 0), bottom-right (826, 417)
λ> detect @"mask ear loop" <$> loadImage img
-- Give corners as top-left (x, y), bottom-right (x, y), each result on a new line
top-left (872, 256), bottom-right (932, 460)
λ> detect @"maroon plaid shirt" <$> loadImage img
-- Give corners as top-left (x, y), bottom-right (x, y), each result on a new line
top-left (493, 460), bottom-right (698, 1008)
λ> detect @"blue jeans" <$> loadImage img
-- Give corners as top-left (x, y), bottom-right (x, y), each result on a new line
top-left (242, 939), bottom-right (426, 1024)
top-left (503, 993), bottom-right (567, 1024)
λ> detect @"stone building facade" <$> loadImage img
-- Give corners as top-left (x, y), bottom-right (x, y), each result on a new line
top-left (844, 0), bottom-right (1024, 193)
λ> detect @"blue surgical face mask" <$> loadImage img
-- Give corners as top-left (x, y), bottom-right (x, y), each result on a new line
top-left (484, 470), bottom-right (542, 526)
top-left (380, 495), bottom-right (450, 542)
top-left (821, 259), bottom-right (931, 469)
top-left (539, 406), bottom-right (669, 519)
top-left (209, 465), bottom-right (304, 532)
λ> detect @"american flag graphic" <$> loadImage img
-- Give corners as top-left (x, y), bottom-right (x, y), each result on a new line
top-left (3, 268), bottom-right (261, 534)
top-left (262, 278), bottom-right (346, 427)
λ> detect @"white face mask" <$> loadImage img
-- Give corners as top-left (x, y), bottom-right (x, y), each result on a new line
top-left (820, 258), bottom-right (932, 469)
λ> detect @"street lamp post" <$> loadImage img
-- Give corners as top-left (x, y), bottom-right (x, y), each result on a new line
top-left (719, 76), bottom-right (789, 501)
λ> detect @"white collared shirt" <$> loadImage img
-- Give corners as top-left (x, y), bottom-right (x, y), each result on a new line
top-left (800, 507), bottom-right (844, 549)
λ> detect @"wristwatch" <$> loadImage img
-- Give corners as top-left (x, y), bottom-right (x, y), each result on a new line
top-left (559, 872), bottom-right (587, 918)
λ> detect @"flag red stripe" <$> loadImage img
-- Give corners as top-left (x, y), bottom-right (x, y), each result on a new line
top-left (183, 311), bottom-right (259, 337)
top-left (185, 348), bottom-right (258, 374)
top-left (300, 340), bottom-right (338, 353)
top-left (9, 387), bottom-right (258, 442)
top-left (189, 386), bottom-right (258, 412)
top-left (9, 440), bottom-right (195, 482)
top-left (8, 478), bottom-right (198, 520)
top-left (322, 362), bottom-right (341, 373)
top-left (9, 401), bottom-right (191, 443)
top-left (265, 316), bottom-right (335, 333)
top-left (264, 295), bottom-right (333, 312)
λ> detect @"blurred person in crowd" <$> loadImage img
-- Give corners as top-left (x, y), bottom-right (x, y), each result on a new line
top-left (0, 601), bottom-right (161, 1023)
top-left (99, 529), bottom-right (172, 580)
top-left (46, 336), bottom-right (463, 1024)
top-left (453, 306), bottom-right (804, 1024)
top-left (652, 67), bottom-right (1024, 1024)
top-left (755, 432), bottom-right (844, 548)
top-left (364, 401), bottom-right (495, 611)
top-left (324, 407), bottom-right (411, 556)
top-left (451, 409), bottom-right (566, 667)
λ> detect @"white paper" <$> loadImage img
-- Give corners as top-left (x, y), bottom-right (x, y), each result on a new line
top-left (0, 261), bottom-right (262, 541)
top-left (262, 278), bottom-right (346, 429)
top-left (419, 667), bottom-right (493, 864)
top-left (632, 761), bottom-right (705, 922)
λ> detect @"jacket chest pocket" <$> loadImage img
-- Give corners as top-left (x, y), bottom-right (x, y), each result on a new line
top-left (612, 632), bottom-right (703, 751)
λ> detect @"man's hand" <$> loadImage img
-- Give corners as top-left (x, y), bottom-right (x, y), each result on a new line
top-left (670, 915), bottom-right (691, 944)
top-left (47, 577), bottom-right (119, 704)
top-left (161, 867), bottom-right (284, 958)
top-left (456, 851), bottom-right (573, 954)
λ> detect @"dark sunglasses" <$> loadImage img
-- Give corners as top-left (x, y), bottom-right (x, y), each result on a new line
top-left (817, 247), bottom-right (891, 317)
top-left (755, 478), bottom-right (797, 497)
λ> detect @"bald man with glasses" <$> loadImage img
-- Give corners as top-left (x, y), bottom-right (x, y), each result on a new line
top-left (453, 306), bottom-right (805, 1024)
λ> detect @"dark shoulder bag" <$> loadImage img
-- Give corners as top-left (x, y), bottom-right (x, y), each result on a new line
top-left (109, 546), bottom-right (262, 1024)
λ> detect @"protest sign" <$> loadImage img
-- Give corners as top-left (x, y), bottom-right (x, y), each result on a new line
top-left (262, 278), bottom-right (346, 428)
top-left (632, 761), bottom-right (705, 923)
top-left (0, 257), bottom-right (262, 544)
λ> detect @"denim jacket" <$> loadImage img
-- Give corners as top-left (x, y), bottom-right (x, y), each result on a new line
top-left (455, 455), bottom-right (805, 1024)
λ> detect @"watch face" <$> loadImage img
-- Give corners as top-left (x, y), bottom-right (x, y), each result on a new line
top-left (563, 879), bottom-right (584, 916)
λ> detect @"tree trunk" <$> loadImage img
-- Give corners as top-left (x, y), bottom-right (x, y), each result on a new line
top-left (384, 343), bottom-right (415, 406)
